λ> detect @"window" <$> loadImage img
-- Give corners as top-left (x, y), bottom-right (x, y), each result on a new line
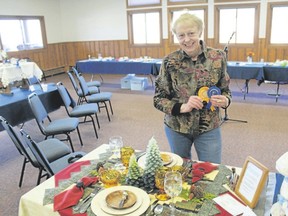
top-left (0, 16), bottom-right (46, 52)
top-left (269, 4), bottom-right (288, 44)
top-left (215, 5), bottom-right (259, 45)
top-left (169, 9), bottom-right (206, 44)
top-left (168, 0), bottom-right (207, 4)
top-left (128, 10), bottom-right (162, 45)
top-left (127, 0), bottom-right (161, 8)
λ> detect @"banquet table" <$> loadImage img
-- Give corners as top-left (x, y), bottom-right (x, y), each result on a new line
top-left (227, 62), bottom-right (288, 100)
top-left (18, 144), bottom-right (280, 216)
top-left (227, 62), bottom-right (265, 99)
top-left (0, 61), bottom-right (43, 88)
top-left (0, 83), bottom-right (62, 131)
top-left (76, 59), bottom-right (162, 76)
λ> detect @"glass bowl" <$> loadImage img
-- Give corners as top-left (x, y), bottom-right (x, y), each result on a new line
top-left (100, 170), bottom-right (121, 188)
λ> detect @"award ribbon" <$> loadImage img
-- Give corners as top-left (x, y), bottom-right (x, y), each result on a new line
top-left (198, 86), bottom-right (221, 111)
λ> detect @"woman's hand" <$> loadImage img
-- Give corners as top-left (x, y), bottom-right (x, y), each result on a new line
top-left (210, 95), bottom-right (229, 108)
top-left (180, 96), bottom-right (203, 113)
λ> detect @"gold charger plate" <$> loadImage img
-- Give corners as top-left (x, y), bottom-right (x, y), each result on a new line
top-left (91, 186), bottom-right (149, 216)
top-left (106, 190), bottom-right (137, 209)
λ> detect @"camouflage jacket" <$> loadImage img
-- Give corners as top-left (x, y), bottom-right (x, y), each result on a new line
top-left (153, 41), bottom-right (231, 136)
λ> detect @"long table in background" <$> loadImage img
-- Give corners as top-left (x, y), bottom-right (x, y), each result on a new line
top-left (76, 59), bottom-right (162, 85)
top-left (227, 62), bottom-right (288, 99)
top-left (76, 59), bottom-right (162, 75)
top-left (0, 84), bottom-right (62, 131)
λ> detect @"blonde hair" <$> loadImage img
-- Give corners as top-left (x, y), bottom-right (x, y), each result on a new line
top-left (171, 13), bottom-right (204, 35)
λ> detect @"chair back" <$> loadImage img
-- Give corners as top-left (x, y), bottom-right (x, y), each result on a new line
top-left (72, 67), bottom-right (81, 79)
top-left (28, 93), bottom-right (49, 133)
top-left (56, 82), bottom-right (77, 109)
top-left (77, 75), bottom-right (90, 97)
top-left (67, 71), bottom-right (79, 93)
top-left (20, 129), bottom-right (54, 176)
top-left (0, 116), bottom-right (37, 165)
top-left (27, 76), bottom-right (43, 91)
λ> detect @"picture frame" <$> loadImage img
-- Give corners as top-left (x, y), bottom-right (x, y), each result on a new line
top-left (235, 156), bottom-right (269, 208)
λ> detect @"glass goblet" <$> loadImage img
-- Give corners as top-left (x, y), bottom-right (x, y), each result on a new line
top-left (164, 171), bottom-right (182, 216)
top-left (155, 167), bottom-right (170, 201)
top-left (109, 136), bottom-right (123, 159)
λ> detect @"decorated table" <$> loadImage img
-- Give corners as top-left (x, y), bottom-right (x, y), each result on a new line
top-left (19, 141), bottom-right (277, 216)
top-left (0, 61), bottom-right (43, 87)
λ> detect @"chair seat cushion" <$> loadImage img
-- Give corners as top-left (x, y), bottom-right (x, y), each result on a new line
top-left (87, 92), bottom-right (112, 103)
top-left (77, 86), bottom-right (99, 96)
top-left (87, 80), bottom-right (101, 87)
top-left (44, 118), bottom-right (79, 134)
top-left (70, 103), bottom-right (99, 117)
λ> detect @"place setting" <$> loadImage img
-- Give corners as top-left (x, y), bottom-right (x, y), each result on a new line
top-left (90, 185), bottom-right (150, 216)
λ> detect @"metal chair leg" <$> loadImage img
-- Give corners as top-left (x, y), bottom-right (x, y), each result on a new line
top-left (19, 158), bottom-right (28, 188)
top-left (76, 126), bottom-right (83, 146)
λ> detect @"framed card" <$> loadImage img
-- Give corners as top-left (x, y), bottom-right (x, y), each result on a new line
top-left (234, 156), bottom-right (269, 208)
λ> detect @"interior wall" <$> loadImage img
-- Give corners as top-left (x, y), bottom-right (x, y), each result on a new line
top-left (0, 0), bottom-right (63, 43)
top-left (59, 0), bottom-right (128, 41)
top-left (1, 0), bottom-right (288, 71)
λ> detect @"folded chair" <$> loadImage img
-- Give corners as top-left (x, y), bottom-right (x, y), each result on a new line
top-left (72, 66), bottom-right (101, 88)
top-left (56, 82), bottom-right (100, 139)
top-left (20, 129), bottom-right (86, 178)
top-left (67, 71), bottom-right (99, 105)
top-left (27, 92), bottom-right (83, 152)
top-left (75, 72), bottom-right (114, 121)
top-left (0, 116), bottom-right (78, 187)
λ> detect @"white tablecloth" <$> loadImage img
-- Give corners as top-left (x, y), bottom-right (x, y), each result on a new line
top-left (0, 62), bottom-right (43, 87)
top-left (18, 144), bottom-right (109, 216)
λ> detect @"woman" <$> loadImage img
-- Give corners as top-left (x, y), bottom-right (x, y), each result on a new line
top-left (153, 13), bottom-right (231, 163)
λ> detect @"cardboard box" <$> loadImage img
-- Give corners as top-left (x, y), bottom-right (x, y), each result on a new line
top-left (121, 74), bottom-right (135, 89)
top-left (130, 77), bottom-right (148, 91)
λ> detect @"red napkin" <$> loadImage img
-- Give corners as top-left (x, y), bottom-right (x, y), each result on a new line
top-left (54, 176), bottom-right (99, 213)
top-left (54, 161), bottom-right (91, 187)
top-left (192, 162), bottom-right (218, 183)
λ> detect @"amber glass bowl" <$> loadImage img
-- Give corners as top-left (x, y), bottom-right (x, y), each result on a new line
top-left (100, 170), bottom-right (121, 188)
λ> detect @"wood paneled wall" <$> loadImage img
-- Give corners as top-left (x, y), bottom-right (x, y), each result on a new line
top-left (7, 38), bottom-right (288, 72)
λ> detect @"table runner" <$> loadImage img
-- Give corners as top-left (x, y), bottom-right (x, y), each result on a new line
top-left (42, 152), bottom-right (268, 216)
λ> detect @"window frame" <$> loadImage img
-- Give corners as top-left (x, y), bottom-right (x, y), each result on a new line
top-left (126, 0), bottom-right (161, 9)
top-left (266, 2), bottom-right (288, 47)
top-left (0, 15), bottom-right (47, 52)
top-left (167, 6), bottom-right (208, 46)
top-left (214, 3), bottom-right (260, 49)
top-left (127, 9), bottom-right (163, 47)
top-left (167, 0), bottom-right (207, 5)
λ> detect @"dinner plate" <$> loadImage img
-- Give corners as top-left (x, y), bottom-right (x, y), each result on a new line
top-left (91, 186), bottom-right (149, 216)
top-left (138, 152), bottom-right (183, 169)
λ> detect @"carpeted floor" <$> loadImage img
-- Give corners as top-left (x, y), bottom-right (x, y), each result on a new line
top-left (0, 73), bottom-right (288, 215)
